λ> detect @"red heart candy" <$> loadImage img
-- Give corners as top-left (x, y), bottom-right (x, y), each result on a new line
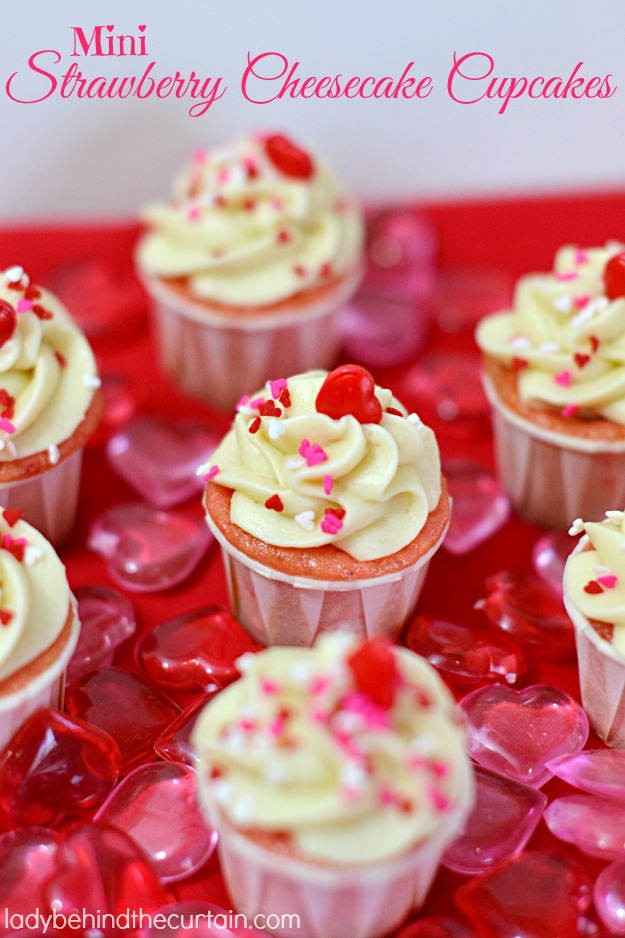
top-left (604, 251), bottom-right (625, 300)
top-left (0, 301), bottom-right (17, 347)
top-left (315, 364), bottom-right (383, 424)
top-left (265, 134), bottom-right (314, 180)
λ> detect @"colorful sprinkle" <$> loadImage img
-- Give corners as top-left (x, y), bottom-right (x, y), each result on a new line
top-left (0, 609), bottom-right (13, 626)
top-left (54, 351), bottom-right (67, 368)
top-left (186, 204), bottom-right (201, 222)
top-left (249, 396), bottom-right (265, 408)
top-left (512, 357), bottom-right (529, 373)
top-left (386, 407), bottom-right (403, 417)
top-left (260, 678), bottom-right (280, 695)
top-left (584, 580), bottom-right (603, 594)
top-left (2, 508), bottom-right (22, 527)
top-left (590, 335), bottom-right (600, 353)
top-left (320, 512), bottom-right (343, 535)
top-left (294, 510), bottom-right (315, 531)
top-left (268, 419), bottom-right (286, 440)
top-left (555, 272), bottom-right (577, 282)
top-left (429, 788), bottom-right (452, 812)
top-left (279, 388), bottom-right (291, 408)
top-left (323, 474), bottom-right (333, 495)
top-left (236, 394), bottom-right (251, 411)
top-left (574, 353), bottom-right (591, 369)
top-left (258, 400), bottom-right (282, 418)
top-left (4, 266), bottom-right (24, 284)
top-left (552, 296), bottom-right (572, 313)
top-left (276, 229), bottom-right (292, 244)
top-left (265, 494), bottom-right (284, 512)
top-left (2, 534), bottom-right (26, 562)
top-left (554, 370), bottom-right (572, 387)
top-left (0, 417), bottom-right (15, 434)
top-left (269, 378), bottom-right (288, 400)
top-left (248, 417), bottom-right (261, 434)
top-left (597, 575), bottom-right (618, 589)
top-left (561, 404), bottom-right (579, 418)
top-left (298, 439), bottom-right (328, 466)
top-left (575, 249), bottom-right (588, 265)
top-left (48, 444), bottom-right (60, 465)
top-left (16, 299), bottom-right (33, 313)
top-left (573, 295), bottom-right (590, 309)
top-left (203, 465), bottom-right (220, 482)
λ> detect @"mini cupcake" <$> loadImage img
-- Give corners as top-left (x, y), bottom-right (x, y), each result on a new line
top-left (476, 243), bottom-right (625, 529)
top-left (135, 132), bottom-right (364, 411)
top-left (199, 365), bottom-right (450, 646)
top-left (564, 510), bottom-right (625, 748)
top-left (192, 634), bottom-right (474, 938)
top-left (0, 508), bottom-right (80, 751)
top-left (0, 265), bottom-right (102, 545)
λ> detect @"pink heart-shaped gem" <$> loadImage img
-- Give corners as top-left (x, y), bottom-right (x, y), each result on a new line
top-left (106, 417), bottom-right (219, 509)
top-left (95, 762), bottom-right (217, 882)
top-left (532, 531), bottom-right (572, 597)
top-left (155, 693), bottom-right (220, 767)
top-left (68, 585), bottom-right (136, 683)
top-left (442, 461), bottom-right (511, 555)
top-left (0, 828), bottom-right (60, 931)
top-left (135, 606), bottom-right (262, 691)
top-left (544, 794), bottom-right (625, 860)
top-left (594, 860), bottom-right (625, 934)
top-left (459, 684), bottom-right (589, 788)
top-left (88, 503), bottom-right (213, 592)
top-left (547, 749), bottom-right (625, 801)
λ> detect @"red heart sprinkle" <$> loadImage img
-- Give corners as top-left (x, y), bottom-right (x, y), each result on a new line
top-left (584, 580), bottom-right (603, 594)
top-left (386, 407), bottom-right (403, 417)
top-left (574, 353), bottom-right (591, 369)
top-left (604, 251), bottom-right (625, 300)
top-left (258, 401), bottom-right (282, 418)
top-left (248, 416), bottom-right (261, 434)
top-left (0, 609), bottom-right (13, 626)
top-left (265, 134), bottom-right (315, 180)
top-left (315, 364), bottom-right (383, 425)
top-left (589, 335), bottom-right (600, 353)
top-left (0, 301), bottom-right (17, 347)
top-left (2, 508), bottom-right (22, 527)
top-left (279, 388), bottom-right (291, 408)
top-left (512, 357), bottom-right (529, 372)
top-left (324, 507), bottom-right (346, 520)
top-left (33, 304), bottom-right (53, 320)
top-left (265, 494), bottom-right (284, 512)
top-left (346, 639), bottom-right (399, 709)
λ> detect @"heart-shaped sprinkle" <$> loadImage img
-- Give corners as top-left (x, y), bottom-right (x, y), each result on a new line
top-left (584, 579), bottom-right (603, 594)
top-left (574, 353), bottom-right (591, 369)
top-left (604, 251), bottom-right (625, 300)
top-left (590, 335), bottom-right (600, 352)
top-left (294, 510), bottom-right (315, 530)
top-left (346, 639), bottom-right (398, 709)
top-left (554, 370), bottom-right (572, 387)
top-left (264, 133), bottom-right (314, 180)
top-left (265, 494), bottom-right (283, 512)
top-left (315, 364), bottom-right (383, 424)
top-left (0, 301), bottom-right (17, 347)
top-left (2, 508), bottom-right (22, 527)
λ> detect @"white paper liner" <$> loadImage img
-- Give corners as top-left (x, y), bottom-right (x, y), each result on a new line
top-left (141, 269), bottom-right (362, 411)
top-left (564, 548), bottom-right (625, 748)
top-left (483, 373), bottom-right (625, 530)
top-left (0, 448), bottom-right (84, 548)
top-left (196, 776), bottom-right (470, 938)
top-left (205, 510), bottom-right (448, 646)
top-left (0, 596), bottom-right (80, 751)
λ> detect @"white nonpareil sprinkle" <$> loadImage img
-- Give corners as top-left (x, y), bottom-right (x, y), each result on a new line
top-left (48, 444), bottom-right (60, 465)
top-left (552, 295), bottom-right (572, 313)
top-left (407, 733), bottom-right (440, 758)
top-left (268, 419), bottom-right (286, 440)
top-left (213, 779), bottom-right (232, 805)
top-left (23, 545), bottom-right (43, 567)
top-left (294, 510), bottom-right (315, 531)
top-left (230, 795), bottom-right (256, 826)
top-left (539, 342), bottom-right (560, 354)
top-left (285, 457), bottom-right (304, 470)
top-left (340, 761), bottom-right (368, 790)
top-left (407, 413), bottom-right (423, 427)
top-left (263, 762), bottom-right (289, 784)
top-left (509, 336), bottom-right (531, 351)
top-left (83, 375), bottom-right (102, 389)
top-left (568, 518), bottom-right (585, 536)
top-left (4, 265), bottom-right (24, 284)
top-left (288, 659), bottom-right (315, 686)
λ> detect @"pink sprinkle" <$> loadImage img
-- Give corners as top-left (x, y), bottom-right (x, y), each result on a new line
top-left (573, 295), bottom-right (590, 309)
top-left (261, 678), bottom-right (280, 695)
top-left (342, 691), bottom-right (391, 730)
top-left (203, 465), bottom-right (220, 482)
top-left (342, 785), bottom-right (361, 804)
top-left (555, 272), bottom-right (577, 282)
top-left (321, 514), bottom-right (343, 535)
top-left (250, 396), bottom-right (265, 409)
top-left (236, 394), bottom-right (251, 411)
top-left (240, 717), bottom-right (256, 732)
top-left (186, 205), bottom-right (201, 222)
top-left (269, 378), bottom-right (287, 400)
top-left (16, 299), bottom-right (33, 313)
top-left (311, 675), bottom-right (330, 696)
top-left (0, 418), bottom-right (15, 434)
top-left (312, 709), bottom-right (328, 724)
top-left (323, 474), bottom-right (333, 495)
top-left (430, 788), bottom-right (452, 812)
top-left (561, 403), bottom-right (579, 418)
top-left (268, 716), bottom-right (285, 737)
top-left (575, 249), bottom-right (589, 265)
top-left (554, 370), bottom-right (572, 388)
top-left (378, 785), bottom-right (396, 806)
top-left (407, 754), bottom-right (425, 771)
top-left (429, 760), bottom-right (450, 779)
top-left (298, 439), bottom-right (328, 467)
top-left (270, 197), bottom-right (285, 212)
top-left (192, 148), bottom-right (208, 164)
top-left (597, 575), bottom-right (618, 589)
top-left (217, 168), bottom-right (230, 184)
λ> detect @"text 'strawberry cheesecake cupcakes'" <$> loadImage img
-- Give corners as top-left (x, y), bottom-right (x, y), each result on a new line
top-left (476, 243), bottom-right (625, 529)
top-left (564, 510), bottom-right (625, 748)
top-left (192, 634), bottom-right (474, 938)
top-left (0, 508), bottom-right (80, 751)
top-left (0, 265), bottom-right (102, 545)
top-left (135, 132), bottom-right (364, 410)
top-left (200, 365), bottom-right (450, 646)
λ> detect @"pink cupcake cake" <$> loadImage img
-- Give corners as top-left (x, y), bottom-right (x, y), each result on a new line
top-left (135, 132), bottom-right (364, 411)
top-left (192, 634), bottom-right (473, 938)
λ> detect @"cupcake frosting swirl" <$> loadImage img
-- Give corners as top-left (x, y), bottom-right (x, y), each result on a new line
top-left (476, 243), bottom-right (625, 423)
top-left (136, 133), bottom-right (364, 307)
top-left (565, 511), bottom-right (625, 657)
top-left (200, 370), bottom-right (442, 562)
top-left (0, 266), bottom-right (99, 462)
top-left (192, 633), bottom-right (472, 864)
top-left (0, 509), bottom-right (71, 683)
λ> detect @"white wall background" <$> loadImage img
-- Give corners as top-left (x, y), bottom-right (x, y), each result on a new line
top-left (1, 0), bottom-right (624, 221)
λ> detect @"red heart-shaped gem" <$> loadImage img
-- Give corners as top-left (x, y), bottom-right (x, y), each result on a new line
top-left (0, 301), bottom-right (17, 347)
top-left (604, 251), bottom-right (625, 300)
top-left (316, 364), bottom-right (383, 424)
top-left (265, 134), bottom-right (314, 180)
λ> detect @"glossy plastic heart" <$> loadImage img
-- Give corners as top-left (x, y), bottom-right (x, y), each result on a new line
top-left (0, 828), bottom-right (59, 934)
top-left (459, 684), bottom-right (589, 787)
top-left (64, 667), bottom-right (181, 775)
top-left (406, 616), bottom-right (525, 688)
top-left (544, 794), bottom-right (625, 860)
top-left (45, 822), bottom-right (173, 932)
top-left (88, 503), bottom-right (213, 592)
top-left (95, 762), bottom-right (217, 882)
top-left (531, 531), bottom-right (572, 597)
top-left (400, 351), bottom-right (489, 435)
top-left (315, 364), bottom-right (383, 424)
top-left (135, 606), bottom-right (261, 690)
top-left (0, 708), bottom-right (120, 827)
top-left (546, 749), bottom-right (625, 801)
top-left (442, 461), bottom-right (511, 555)
top-left (442, 765), bottom-right (547, 875)
top-left (594, 859), bottom-right (625, 935)
top-left (106, 417), bottom-right (219, 508)
top-left (155, 693), bottom-right (219, 766)
top-left (68, 584), bottom-right (136, 682)
top-left (454, 850), bottom-right (593, 938)
top-left (480, 570), bottom-right (575, 655)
